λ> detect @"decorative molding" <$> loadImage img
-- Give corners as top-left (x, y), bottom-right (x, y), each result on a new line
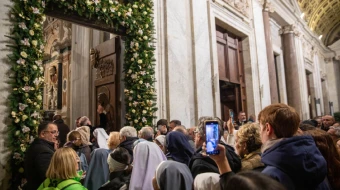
top-left (213, 0), bottom-right (250, 18)
top-left (262, 0), bottom-right (274, 13)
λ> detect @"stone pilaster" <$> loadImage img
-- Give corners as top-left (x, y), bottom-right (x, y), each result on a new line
top-left (262, 0), bottom-right (278, 103)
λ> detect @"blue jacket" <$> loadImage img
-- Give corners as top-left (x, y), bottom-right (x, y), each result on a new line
top-left (261, 135), bottom-right (329, 190)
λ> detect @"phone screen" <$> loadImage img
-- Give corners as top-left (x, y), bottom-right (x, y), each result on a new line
top-left (205, 121), bottom-right (220, 155)
top-left (229, 109), bottom-right (234, 124)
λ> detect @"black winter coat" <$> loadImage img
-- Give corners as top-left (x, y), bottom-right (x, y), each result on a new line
top-left (54, 119), bottom-right (70, 147)
top-left (189, 142), bottom-right (241, 178)
top-left (24, 138), bottom-right (55, 190)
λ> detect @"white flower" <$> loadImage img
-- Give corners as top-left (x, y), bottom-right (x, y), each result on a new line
top-left (30, 136), bottom-right (35, 144)
top-left (132, 109), bottom-right (136, 113)
top-left (140, 71), bottom-right (146, 75)
top-left (126, 11), bottom-right (131, 17)
top-left (133, 53), bottom-right (138, 58)
top-left (42, 1), bottom-right (45, 8)
top-left (118, 12), bottom-right (121, 16)
top-left (20, 144), bottom-right (26, 152)
top-left (142, 110), bottom-right (147, 114)
top-left (129, 96), bottom-right (133, 101)
top-left (22, 85), bottom-right (30, 92)
top-left (18, 103), bottom-right (28, 111)
top-left (31, 40), bottom-right (37, 46)
top-left (37, 95), bottom-right (42, 100)
top-left (29, 30), bottom-right (34, 36)
top-left (137, 60), bottom-right (143, 64)
top-left (21, 38), bottom-right (30, 46)
top-left (131, 74), bottom-right (137, 79)
top-left (139, 80), bottom-right (143, 84)
top-left (134, 119), bottom-right (138, 123)
top-left (143, 11), bottom-right (147, 15)
top-left (142, 117), bottom-right (147, 123)
top-left (135, 42), bottom-right (139, 48)
top-left (22, 125), bottom-right (30, 133)
top-left (128, 69), bottom-right (132, 74)
top-left (130, 41), bottom-right (135, 48)
top-left (110, 7), bottom-right (115, 12)
top-left (17, 58), bottom-right (26, 65)
top-left (15, 130), bottom-right (20, 136)
top-left (145, 83), bottom-right (150, 88)
top-left (133, 101), bottom-right (138, 106)
top-left (145, 24), bottom-right (149, 28)
top-left (143, 36), bottom-right (148, 40)
top-left (13, 152), bottom-right (21, 159)
top-left (33, 78), bottom-right (40, 86)
top-left (109, 0), bottom-right (113, 4)
top-left (102, 8), bottom-right (107, 12)
top-left (133, 4), bottom-right (138, 8)
top-left (32, 65), bottom-right (37, 70)
top-left (31, 111), bottom-right (40, 118)
top-left (138, 30), bottom-right (143, 35)
top-left (19, 22), bottom-right (27, 29)
top-left (14, 118), bottom-right (20, 123)
top-left (40, 44), bottom-right (44, 50)
top-left (22, 115), bottom-right (28, 121)
top-left (11, 111), bottom-right (16, 117)
top-left (86, 0), bottom-right (93, 5)
top-left (137, 95), bottom-right (141, 99)
top-left (20, 51), bottom-right (27, 58)
top-left (131, 58), bottom-right (135, 61)
top-left (93, 0), bottom-right (100, 5)
top-left (32, 120), bottom-right (37, 125)
top-left (23, 76), bottom-right (29, 82)
top-left (35, 60), bottom-right (42, 66)
top-left (32, 7), bottom-right (40, 14)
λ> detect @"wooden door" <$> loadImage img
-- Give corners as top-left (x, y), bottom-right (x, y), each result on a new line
top-left (216, 26), bottom-right (246, 122)
top-left (91, 37), bottom-right (122, 132)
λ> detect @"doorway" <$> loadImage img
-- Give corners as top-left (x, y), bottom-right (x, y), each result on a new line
top-left (216, 25), bottom-right (247, 122)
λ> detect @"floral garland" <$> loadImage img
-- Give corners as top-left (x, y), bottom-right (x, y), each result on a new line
top-left (8, 0), bottom-right (156, 188)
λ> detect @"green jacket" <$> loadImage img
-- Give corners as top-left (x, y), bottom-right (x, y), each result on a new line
top-left (38, 178), bottom-right (87, 190)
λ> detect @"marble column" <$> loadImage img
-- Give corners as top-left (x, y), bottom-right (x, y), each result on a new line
top-left (280, 25), bottom-right (302, 114)
top-left (262, 1), bottom-right (279, 103)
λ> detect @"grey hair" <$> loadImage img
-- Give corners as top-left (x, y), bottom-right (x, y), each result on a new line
top-left (79, 116), bottom-right (90, 126)
top-left (140, 127), bottom-right (153, 140)
top-left (120, 126), bottom-right (137, 138)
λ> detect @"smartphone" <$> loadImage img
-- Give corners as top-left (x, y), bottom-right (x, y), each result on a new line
top-left (229, 109), bottom-right (234, 124)
top-left (205, 120), bottom-right (220, 155)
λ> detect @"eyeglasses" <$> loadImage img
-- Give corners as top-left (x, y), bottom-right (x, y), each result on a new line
top-left (44, 130), bottom-right (59, 135)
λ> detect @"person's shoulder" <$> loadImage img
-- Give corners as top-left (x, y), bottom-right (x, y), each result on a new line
top-left (64, 183), bottom-right (87, 190)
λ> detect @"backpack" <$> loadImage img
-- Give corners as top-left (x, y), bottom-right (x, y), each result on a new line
top-left (41, 178), bottom-right (80, 190)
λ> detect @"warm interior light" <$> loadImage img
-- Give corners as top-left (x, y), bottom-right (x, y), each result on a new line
top-left (300, 13), bottom-right (305, 19)
top-left (319, 35), bottom-right (323, 39)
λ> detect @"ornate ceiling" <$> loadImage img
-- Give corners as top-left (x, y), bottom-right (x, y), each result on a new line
top-left (297, 0), bottom-right (340, 46)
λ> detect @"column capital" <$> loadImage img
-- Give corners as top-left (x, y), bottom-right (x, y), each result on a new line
top-left (279, 24), bottom-right (300, 36)
top-left (261, 0), bottom-right (274, 13)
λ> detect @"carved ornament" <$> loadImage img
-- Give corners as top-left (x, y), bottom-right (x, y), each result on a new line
top-left (279, 25), bottom-right (300, 36)
top-left (90, 48), bottom-right (115, 79)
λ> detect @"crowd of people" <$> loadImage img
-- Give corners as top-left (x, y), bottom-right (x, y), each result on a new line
top-left (22, 103), bottom-right (340, 190)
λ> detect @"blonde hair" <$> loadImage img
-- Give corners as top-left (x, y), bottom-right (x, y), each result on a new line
top-left (107, 132), bottom-right (120, 150)
top-left (236, 123), bottom-right (262, 153)
top-left (46, 147), bottom-right (78, 180)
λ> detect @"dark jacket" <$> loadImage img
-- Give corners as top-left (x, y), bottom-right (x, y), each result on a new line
top-left (261, 135), bottom-right (329, 190)
top-left (64, 141), bottom-right (92, 164)
top-left (24, 138), bottom-right (55, 190)
top-left (54, 119), bottom-right (70, 147)
top-left (117, 137), bottom-right (139, 161)
top-left (99, 171), bottom-right (131, 190)
top-left (189, 142), bottom-right (241, 178)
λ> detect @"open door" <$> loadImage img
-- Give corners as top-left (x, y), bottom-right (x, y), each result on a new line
top-left (91, 37), bottom-right (122, 132)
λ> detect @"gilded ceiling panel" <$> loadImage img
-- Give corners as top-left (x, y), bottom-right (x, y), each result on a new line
top-left (297, 0), bottom-right (340, 46)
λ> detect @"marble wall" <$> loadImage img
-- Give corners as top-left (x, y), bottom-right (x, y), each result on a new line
top-left (0, 1), bottom-right (12, 188)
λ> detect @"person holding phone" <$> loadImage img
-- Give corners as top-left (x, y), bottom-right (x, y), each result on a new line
top-left (189, 116), bottom-right (241, 178)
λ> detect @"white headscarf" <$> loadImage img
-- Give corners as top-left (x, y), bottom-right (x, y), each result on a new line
top-left (93, 128), bottom-right (109, 149)
top-left (155, 135), bottom-right (166, 146)
top-left (194, 173), bottom-right (220, 190)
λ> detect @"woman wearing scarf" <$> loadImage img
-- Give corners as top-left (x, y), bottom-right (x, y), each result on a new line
top-left (99, 147), bottom-right (132, 190)
top-left (129, 141), bottom-right (167, 190)
top-left (84, 148), bottom-right (110, 190)
top-left (153, 161), bottom-right (193, 190)
top-left (166, 131), bottom-right (194, 165)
